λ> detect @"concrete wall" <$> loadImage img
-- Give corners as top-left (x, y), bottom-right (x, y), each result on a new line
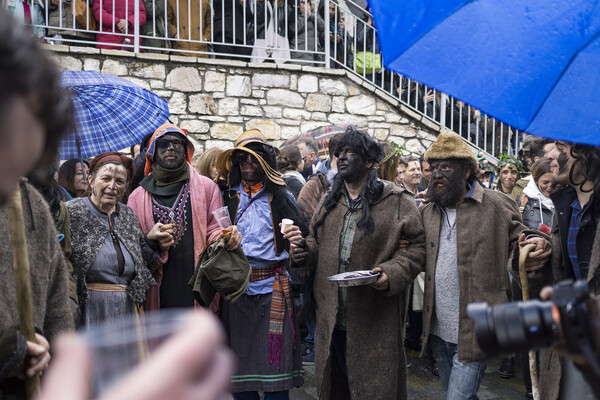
top-left (50, 45), bottom-right (441, 154)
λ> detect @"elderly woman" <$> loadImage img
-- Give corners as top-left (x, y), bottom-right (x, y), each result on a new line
top-left (66, 152), bottom-right (170, 326)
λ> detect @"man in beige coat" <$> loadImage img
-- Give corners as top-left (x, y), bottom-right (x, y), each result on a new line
top-left (292, 128), bottom-right (425, 399)
top-left (419, 130), bottom-right (547, 399)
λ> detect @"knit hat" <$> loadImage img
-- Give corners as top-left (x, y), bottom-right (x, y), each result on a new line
top-left (424, 129), bottom-right (478, 165)
top-left (144, 123), bottom-right (195, 176)
top-left (216, 129), bottom-right (285, 186)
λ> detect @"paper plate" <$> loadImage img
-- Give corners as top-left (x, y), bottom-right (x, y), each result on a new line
top-left (327, 270), bottom-right (380, 287)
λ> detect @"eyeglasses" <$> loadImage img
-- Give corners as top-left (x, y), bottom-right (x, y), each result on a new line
top-left (235, 151), bottom-right (259, 166)
top-left (156, 138), bottom-right (185, 151)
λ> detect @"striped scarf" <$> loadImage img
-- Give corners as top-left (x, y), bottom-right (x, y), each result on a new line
top-left (251, 263), bottom-right (295, 369)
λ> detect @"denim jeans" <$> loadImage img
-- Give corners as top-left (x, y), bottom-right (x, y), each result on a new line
top-left (234, 391), bottom-right (289, 400)
top-left (429, 335), bottom-right (487, 400)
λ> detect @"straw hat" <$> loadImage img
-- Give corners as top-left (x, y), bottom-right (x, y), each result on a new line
top-left (216, 129), bottom-right (285, 186)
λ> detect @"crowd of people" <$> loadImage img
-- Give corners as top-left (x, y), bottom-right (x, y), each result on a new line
top-left (3, 5), bottom-right (600, 400)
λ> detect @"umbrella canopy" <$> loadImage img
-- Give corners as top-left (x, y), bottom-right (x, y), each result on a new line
top-left (282, 124), bottom-right (350, 157)
top-left (369, 0), bottom-right (600, 146)
top-left (59, 71), bottom-right (170, 159)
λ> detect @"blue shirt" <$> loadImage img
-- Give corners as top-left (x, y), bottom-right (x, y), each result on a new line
top-left (567, 199), bottom-right (584, 279)
top-left (234, 183), bottom-right (290, 295)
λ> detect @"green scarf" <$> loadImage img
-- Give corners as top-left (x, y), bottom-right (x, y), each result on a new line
top-left (151, 161), bottom-right (189, 186)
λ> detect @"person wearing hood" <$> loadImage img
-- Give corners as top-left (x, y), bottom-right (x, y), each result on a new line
top-left (127, 123), bottom-right (241, 311)
top-left (520, 157), bottom-right (555, 232)
top-left (290, 127), bottom-right (425, 399)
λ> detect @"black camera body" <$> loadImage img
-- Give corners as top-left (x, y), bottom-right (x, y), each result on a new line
top-left (467, 280), bottom-right (594, 356)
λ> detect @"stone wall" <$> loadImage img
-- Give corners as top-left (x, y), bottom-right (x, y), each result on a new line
top-left (50, 45), bottom-right (441, 154)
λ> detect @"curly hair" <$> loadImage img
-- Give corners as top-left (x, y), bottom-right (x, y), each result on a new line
top-left (313, 127), bottom-right (384, 242)
top-left (0, 9), bottom-right (74, 168)
top-left (567, 143), bottom-right (600, 195)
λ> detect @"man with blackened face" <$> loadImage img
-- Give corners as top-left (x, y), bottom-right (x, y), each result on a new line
top-left (128, 123), bottom-right (241, 311)
top-left (291, 127), bottom-right (425, 399)
top-left (215, 130), bottom-right (307, 399)
top-left (419, 130), bottom-right (548, 399)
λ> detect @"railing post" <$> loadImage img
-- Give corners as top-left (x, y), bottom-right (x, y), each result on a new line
top-left (324, 0), bottom-right (330, 68)
top-left (134, 0), bottom-right (140, 53)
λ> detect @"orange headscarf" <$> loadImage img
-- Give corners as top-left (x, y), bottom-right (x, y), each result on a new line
top-left (144, 123), bottom-right (195, 176)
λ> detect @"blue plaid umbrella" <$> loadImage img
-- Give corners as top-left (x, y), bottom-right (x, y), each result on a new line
top-left (59, 71), bottom-right (170, 159)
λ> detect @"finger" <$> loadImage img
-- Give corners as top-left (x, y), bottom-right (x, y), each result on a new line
top-left (518, 233), bottom-right (527, 244)
top-left (27, 351), bottom-right (51, 377)
top-left (38, 335), bottom-right (92, 400)
top-left (26, 341), bottom-right (46, 357)
top-left (100, 311), bottom-right (225, 400)
top-left (186, 348), bottom-right (234, 400)
top-left (539, 286), bottom-right (553, 300)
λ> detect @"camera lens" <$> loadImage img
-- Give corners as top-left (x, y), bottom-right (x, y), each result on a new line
top-left (467, 300), bottom-right (558, 354)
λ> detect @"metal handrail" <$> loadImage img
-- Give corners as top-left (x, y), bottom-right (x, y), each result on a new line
top-left (16, 0), bottom-right (522, 159)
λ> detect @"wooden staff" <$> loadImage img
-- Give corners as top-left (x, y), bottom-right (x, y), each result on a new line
top-left (519, 243), bottom-right (539, 400)
top-left (7, 183), bottom-right (40, 398)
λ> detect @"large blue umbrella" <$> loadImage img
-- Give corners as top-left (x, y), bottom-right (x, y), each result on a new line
top-left (59, 71), bottom-right (170, 159)
top-left (368, 0), bottom-right (600, 146)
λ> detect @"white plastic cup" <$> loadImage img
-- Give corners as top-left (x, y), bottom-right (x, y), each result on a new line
top-left (212, 206), bottom-right (232, 230)
top-left (280, 218), bottom-right (294, 234)
top-left (80, 309), bottom-right (187, 396)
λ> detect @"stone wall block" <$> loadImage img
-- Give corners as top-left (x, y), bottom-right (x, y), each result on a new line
top-left (390, 124), bottom-right (417, 138)
top-left (331, 96), bottom-right (346, 113)
top-left (301, 121), bottom-right (325, 132)
top-left (130, 63), bottom-right (165, 79)
top-left (180, 119), bottom-right (210, 134)
top-left (281, 126), bottom-right (301, 140)
top-left (252, 73), bottom-right (290, 88)
top-left (305, 94), bottom-right (332, 112)
top-left (385, 113), bottom-right (409, 124)
top-left (283, 109), bottom-right (311, 120)
top-left (346, 95), bottom-right (376, 115)
top-left (204, 71), bottom-right (226, 91)
top-left (124, 77), bottom-right (151, 90)
top-left (219, 98), bottom-right (240, 116)
top-left (266, 89), bottom-right (305, 108)
top-left (245, 119), bottom-right (281, 140)
top-left (226, 75), bottom-right (252, 96)
top-left (55, 56), bottom-right (82, 71)
top-left (83, 59), bottom-right (100, 71)
top-left (252, 90), bottom-right (265, 98)
top-left (101, 59), bottom-right (127, 75)
top-left (154, 90), bottom-right (173, 98)
top-left (168, 92), bottom-right (187, 114)
top-left (320, 78), bottom-right (348, 95)
top-left (189, 94), bottom-right (218, 115)
top-left (405, 138), bottom-right (426, 154)
top-left (241, 105), bottom-right (263, 117)
top-left (205, 140), bottom-right (237, 150)
top-left (241, 99), bottom-right (260, 105)
top-left (150, 79), bottom-right (165, 89)
top-left (373, 129), bottom-right (388, 141)
top-left (211, 123), bottom-right (243, 139)
top-left (264, 106), bottom-right (283, 118)
top-left (166, 67), bottom-right (203, 92)
top-left (327, 113), bottom-right (368, 127)
top-left (298, 75), bottom-right (318, 93)
top-left (311, 112), bottom-right (327, 121)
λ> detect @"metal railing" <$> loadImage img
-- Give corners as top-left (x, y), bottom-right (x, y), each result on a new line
top-left (7, 0), bottom-right (522, 159)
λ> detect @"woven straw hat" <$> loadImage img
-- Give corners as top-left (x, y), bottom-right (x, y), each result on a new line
top-left (216, 129), bottom-right (285, 186)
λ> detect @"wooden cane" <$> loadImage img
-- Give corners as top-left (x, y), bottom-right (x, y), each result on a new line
top-left (519, 243), bottom-right (539, 400)
top-left (7, 183), bottom-right (40, 399)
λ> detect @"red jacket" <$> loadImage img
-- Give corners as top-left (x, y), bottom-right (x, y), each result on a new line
top-left (93, 0), bottom-right (146, 50)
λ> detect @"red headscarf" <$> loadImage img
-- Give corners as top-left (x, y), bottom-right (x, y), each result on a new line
top-left (89, 152), bottom-right (135, 182)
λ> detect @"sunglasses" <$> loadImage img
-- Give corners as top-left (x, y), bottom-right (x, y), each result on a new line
top-left (234, 151), bottom-right (260, 166)
top-left (156, 138), bottom-right (185, 151)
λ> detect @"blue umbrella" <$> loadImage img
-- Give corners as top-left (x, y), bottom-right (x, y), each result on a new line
top-left (59, 71), bottom-right (170, 159)
top-left (368, 0), bottom-right (600, 146)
